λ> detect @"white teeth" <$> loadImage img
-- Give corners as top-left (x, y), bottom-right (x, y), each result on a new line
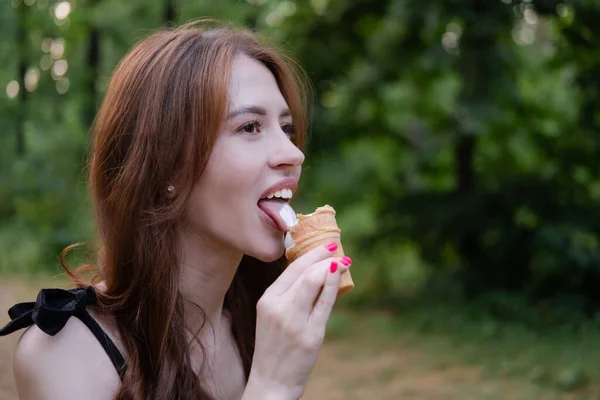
top-left (264, 188), bottom-right (294, 200)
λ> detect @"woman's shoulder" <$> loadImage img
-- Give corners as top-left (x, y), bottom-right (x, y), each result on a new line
top-left (3, 286), bottom-right (122, 399)
top-left (13, 313), bottom-right (121, 399)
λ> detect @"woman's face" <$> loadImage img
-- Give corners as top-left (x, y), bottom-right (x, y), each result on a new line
top-left (186, 53), bottom-right (305, 262)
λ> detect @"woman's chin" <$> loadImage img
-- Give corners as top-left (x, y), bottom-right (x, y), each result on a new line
top-left (254, 253), bottom-right (284, 263)
top-left (249, 245), bottom-right (285, 263)
top-left (240, 234), bottom-right (287, 262)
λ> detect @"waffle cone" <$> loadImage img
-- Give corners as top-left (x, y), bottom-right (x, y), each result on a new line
top-left (285, 205), bottom-right (354, 298)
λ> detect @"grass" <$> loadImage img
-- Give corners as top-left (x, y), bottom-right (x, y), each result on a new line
top-left (323, 303), bottom-right (600, 399)
top-left (2, 275), bottom-right (600, 399)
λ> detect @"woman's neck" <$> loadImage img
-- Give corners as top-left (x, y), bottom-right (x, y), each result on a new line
top-left (178, 230), bottom-right (243, 336)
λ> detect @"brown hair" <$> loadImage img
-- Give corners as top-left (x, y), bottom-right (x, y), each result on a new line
top-left (61, 20), bottom-right (310, 399)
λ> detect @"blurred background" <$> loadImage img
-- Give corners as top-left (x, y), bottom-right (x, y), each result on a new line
top-left (2, 0), bottom-right (600, 398)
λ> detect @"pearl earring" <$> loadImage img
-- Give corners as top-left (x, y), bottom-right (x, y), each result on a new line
top-left (167, 185), bottom-right (175, 193)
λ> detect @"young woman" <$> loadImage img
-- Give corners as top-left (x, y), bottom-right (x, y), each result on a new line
top-left (0, 20), bottom-right (352, 399)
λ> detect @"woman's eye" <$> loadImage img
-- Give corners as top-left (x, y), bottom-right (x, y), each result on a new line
top-left (282, 123), bottom-right (296, 138)
top-left (240, 121), bottom-right (262, 135)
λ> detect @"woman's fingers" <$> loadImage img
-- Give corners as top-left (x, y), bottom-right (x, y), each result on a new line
top-left (307, 260), bottom-right (343, 336)
top-left (251, 252), bottom-right (352, 398)
top-left (265, 242), bottom-right (339, 297)
top-left (290, 257), bottom-right (349, 315)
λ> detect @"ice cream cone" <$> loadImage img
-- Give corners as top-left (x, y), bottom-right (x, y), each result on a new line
top-left (285, 205), bottom-right (354, 298)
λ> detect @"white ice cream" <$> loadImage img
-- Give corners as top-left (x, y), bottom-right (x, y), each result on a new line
top-left (279, 203), bottom-right (298, 227)
top-left (279, 203), bottom-right (298, 249)
top-left (284, 232), bottom-right (295, 249)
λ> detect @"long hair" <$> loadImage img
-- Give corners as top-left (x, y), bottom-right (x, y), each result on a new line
top-left (61, 20), bottom-right (310, 399)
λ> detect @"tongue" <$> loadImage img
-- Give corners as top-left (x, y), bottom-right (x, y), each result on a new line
top-left (258, 199), bottom-right (290, 232)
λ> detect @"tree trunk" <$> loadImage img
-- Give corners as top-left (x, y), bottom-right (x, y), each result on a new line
top-left (455, 133), bottom-right (480, 296)
top-left (455, 135), bottom-right (476, 194)
top-left (16, 2), bottom-right (27, 156)
top-left (85, 20), bottom-right (100, 130)
top-left (165, 0), bottom-right (175, 26)
top-left (453, 1), bottom-right (486, 297)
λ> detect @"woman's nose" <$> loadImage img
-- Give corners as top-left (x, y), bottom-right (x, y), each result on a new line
top-left (268, 130), bottom-right (305, 169)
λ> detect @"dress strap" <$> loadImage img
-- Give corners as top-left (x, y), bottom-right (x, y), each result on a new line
top-left (0, 286), bottom-right (127, 379)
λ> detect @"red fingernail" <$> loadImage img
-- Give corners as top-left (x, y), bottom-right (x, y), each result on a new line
top-left (340, 256), bottom-right (352, 266)
top-left (330, 261), bottom-right (338, 273)
top-left (325, 243), bottom-right (338, 252)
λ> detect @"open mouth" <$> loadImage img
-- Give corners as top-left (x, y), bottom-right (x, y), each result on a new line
top-left (257, 188), bottom-right (293, 232)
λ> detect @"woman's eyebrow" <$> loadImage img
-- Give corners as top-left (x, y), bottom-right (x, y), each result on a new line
top-left (226, 105), bottom-right (292, 120)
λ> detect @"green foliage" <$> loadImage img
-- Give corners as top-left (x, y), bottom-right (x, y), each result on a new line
top-left (3, 0), bottom-right (600, 321)
top-left (254, 0), bottom-right (600, 317)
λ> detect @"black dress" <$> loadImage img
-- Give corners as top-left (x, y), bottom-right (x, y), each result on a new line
top-left (0, 286), bottom-right (127, 379)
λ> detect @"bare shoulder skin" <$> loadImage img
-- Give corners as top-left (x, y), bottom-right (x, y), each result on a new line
top-left (13, 297), bottom-right (122, 400)
top-left (11, 281), bottom-right (247, 400)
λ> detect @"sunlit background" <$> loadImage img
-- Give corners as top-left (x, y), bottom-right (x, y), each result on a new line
top-left (2, 0), bottom-right (600, 398)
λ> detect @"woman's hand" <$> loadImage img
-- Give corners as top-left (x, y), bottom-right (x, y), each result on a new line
top-left (243, 243), bottom-right (351, 400)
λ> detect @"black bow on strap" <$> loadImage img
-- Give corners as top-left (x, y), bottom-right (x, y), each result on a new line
top-left (0, 286), bottom-right (97, 336)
